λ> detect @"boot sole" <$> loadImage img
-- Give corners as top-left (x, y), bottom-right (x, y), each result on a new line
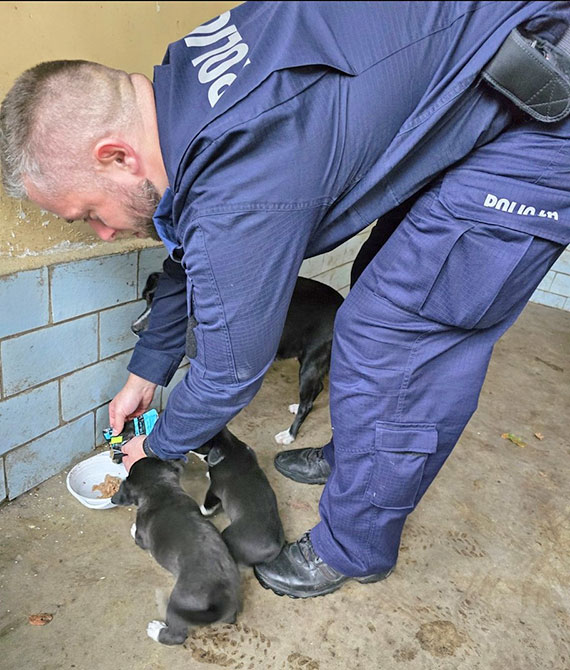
top-left (254, 569), bottom-right (392, 599)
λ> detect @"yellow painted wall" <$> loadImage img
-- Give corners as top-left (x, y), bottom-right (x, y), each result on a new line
top-left (0, 1), bottom-right (242, 275)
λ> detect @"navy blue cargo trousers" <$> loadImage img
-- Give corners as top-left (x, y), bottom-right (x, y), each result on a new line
top-left (311, 117), bottom-right (570, 577)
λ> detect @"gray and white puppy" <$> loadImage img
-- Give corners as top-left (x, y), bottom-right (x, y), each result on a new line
top-left (196, 428), bottom-right (285, 566)
top-left (111, 458), bottom-right (241, 645)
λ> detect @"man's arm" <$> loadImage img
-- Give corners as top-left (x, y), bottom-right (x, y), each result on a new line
top-left (128, 255), bottom-right (189, 386)
top-left (110, 256), bottom-right (188, 437)
top-left (145, 205), bottom-right (326, 459)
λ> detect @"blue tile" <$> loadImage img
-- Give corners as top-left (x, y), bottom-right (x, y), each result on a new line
top-left (5, 413), bottom-right (94, 499)
top-left (0, 268), bottom-right (49, 338)
top-left (530, 289), bottom-right (566, 309)
top-left (60, 352), bottom-right (132, 421)
top-left (100, 301), bottom-right (145, 358)
top-left (551, 249), bottom-right (570, 275)
top-left (299, 255), bottom-right (325, 279)
top-left (537, 271), bottom-right (555, 292)
top-left (2, 315), bottom-right (98, 396)
top-left (51, 254), bottom-right (137, 322)
top-left (138, 247), bottom-right (168, 295)
top-left (312, 262), bottom-right (352, 292)
top-left (0, 382), bottom-right (59, 456)
top-left (96, 404), bottom-right (113, 447)
top-left (0, 460), bottom-right (5, 501)
top-left (551, 272), bottom-right (570, 298)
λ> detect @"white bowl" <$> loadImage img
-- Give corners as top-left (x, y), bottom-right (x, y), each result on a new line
top-left (66, 452), bottom-right (127, 509)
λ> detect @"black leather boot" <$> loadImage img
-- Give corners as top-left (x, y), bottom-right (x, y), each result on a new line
top-left (273, 446), bottom-right (331, 484)
top-left (254, 532), bottom-right (392, 598)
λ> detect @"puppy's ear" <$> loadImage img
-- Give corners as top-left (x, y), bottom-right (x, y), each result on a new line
top-left (207, 444), bottom-right (226, 467)
top-left (111, 479), bottom-right (137, 506)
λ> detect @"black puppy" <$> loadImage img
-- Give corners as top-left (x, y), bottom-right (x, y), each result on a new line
top-left (195, 428), bottom-right (285, 566)
top-left (132, 271), bottom-right (343, 443)
top-left (111, 458), bottom-right (241, 645)
top-left (131, 271), bottom-right (161, 335)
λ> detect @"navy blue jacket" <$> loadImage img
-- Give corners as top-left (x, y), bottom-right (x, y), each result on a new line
top-left (128, 1), bottom-right (569, 458)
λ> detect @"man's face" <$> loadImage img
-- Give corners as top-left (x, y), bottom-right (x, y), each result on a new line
top-left (26, 177), bottom-right (162, 242)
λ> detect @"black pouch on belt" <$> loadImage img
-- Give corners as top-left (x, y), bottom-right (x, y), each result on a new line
top-left (481, 27), bottom-right (570, 123)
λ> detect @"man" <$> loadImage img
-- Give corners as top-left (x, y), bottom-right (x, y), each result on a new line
top-left (1, 2), bottom-right (569, 598)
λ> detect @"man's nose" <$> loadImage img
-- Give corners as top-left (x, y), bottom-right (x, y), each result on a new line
top-left (88, 219), bottom-right (116, 241)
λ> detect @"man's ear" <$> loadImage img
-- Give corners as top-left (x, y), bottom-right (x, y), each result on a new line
top-left (93, 138), bottom-right (140, 175)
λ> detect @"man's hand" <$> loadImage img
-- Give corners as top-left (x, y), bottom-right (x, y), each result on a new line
top-left (121, 434), bottom-right (147, 472)
top-left (109, 373), bottom-right (157, 435)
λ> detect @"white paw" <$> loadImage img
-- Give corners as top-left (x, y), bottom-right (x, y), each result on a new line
top-left (200, 502), bottom-right (221, 516)
top-left (288, 403), bottom-right (299, 415)
top-left (275, 429), bottom-right (295, 445)
top-left (147, 620), bottom-right (166, 642)
top-left (130, 523), bottom-right (137, 540)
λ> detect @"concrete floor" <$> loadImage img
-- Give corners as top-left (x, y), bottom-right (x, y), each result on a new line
top-left (0, 300), bottom-right (568, 670)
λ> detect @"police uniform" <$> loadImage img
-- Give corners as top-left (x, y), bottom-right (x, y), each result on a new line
top-left (128, 2), bottom-right (570, 576)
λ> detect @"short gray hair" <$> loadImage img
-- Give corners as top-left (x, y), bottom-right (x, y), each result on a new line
top-left (0, 60), bottom-right (136, 199)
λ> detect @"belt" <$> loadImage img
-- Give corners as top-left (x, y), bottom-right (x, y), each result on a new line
top-left (481, 26), bottom-right (570, 123)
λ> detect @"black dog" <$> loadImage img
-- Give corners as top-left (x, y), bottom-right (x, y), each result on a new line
top-left (273, 276), bottom-right (343, 444)
top-left (132, 270), bottom-right (343, 443)
top-left (111, 458), bottom-right (241, 645)
top-left (195, 428), bottom-right (285, 566)
top-left (131, 271), bottom-right (161, 335)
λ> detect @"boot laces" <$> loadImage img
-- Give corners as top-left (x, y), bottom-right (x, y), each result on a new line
top-left (307, 447), bottom-right (324, 464)
top-left (298, 532), bottom-right (322, 566)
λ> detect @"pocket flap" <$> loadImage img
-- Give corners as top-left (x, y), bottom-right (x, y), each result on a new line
top-left (375, 421), bottom-right (437, 455)
top-left (438, 168), bottom-right (570, 245)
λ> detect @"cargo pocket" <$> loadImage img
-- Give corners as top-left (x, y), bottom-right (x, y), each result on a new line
top-left (416, 171), bottom-right (536, 329)
top-left (365, 421), bottom-right (437, 510)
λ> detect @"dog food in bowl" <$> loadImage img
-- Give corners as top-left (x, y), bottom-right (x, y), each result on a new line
top-left (92, 474), bottom-right (122, 498)
top-left (66, 452), bottom-right (127, 509)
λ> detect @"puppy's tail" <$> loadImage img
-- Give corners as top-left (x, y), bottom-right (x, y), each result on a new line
top-left (169, 579), bottom-right (240, 626)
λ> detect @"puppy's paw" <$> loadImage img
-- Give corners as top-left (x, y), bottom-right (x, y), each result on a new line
top-left (200, 502), bottom-right (221, 517)
top-left (130, 523), bottom-right (137, 540)
top-left (288, 403), bottom-right (300, 415)
top-left (147, 620), bottom-right (167, 642)
top-left (275, 429), bottom-right (295, 445)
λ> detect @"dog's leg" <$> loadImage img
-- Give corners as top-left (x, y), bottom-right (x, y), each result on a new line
top-left (149, 580), bottom-right (205, 645)
top-left (200, 487), bottom-right (222, 516)
top-left (147, 620), bottom-right (167, 643)
top-left (131, 519), bottom-right (150, 551)
top-left (275, 348), bottom-right (328, 443)
top-left (147, 612), bottom-right (188, 646)
top-left (273, 403), bottom-right (299, 444)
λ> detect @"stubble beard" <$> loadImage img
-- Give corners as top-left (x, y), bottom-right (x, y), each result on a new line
top-left (123, 178), bottom-right (162, 241)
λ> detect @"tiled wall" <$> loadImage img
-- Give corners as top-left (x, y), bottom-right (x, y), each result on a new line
top-left (1, 230), bottom-right (567, 502)
top-left (0, 247), bottom-right (167, 501)
top-left (0, 230), bottom-right (367, 503)
top-left (530, 248), bottom-right (570, 310)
